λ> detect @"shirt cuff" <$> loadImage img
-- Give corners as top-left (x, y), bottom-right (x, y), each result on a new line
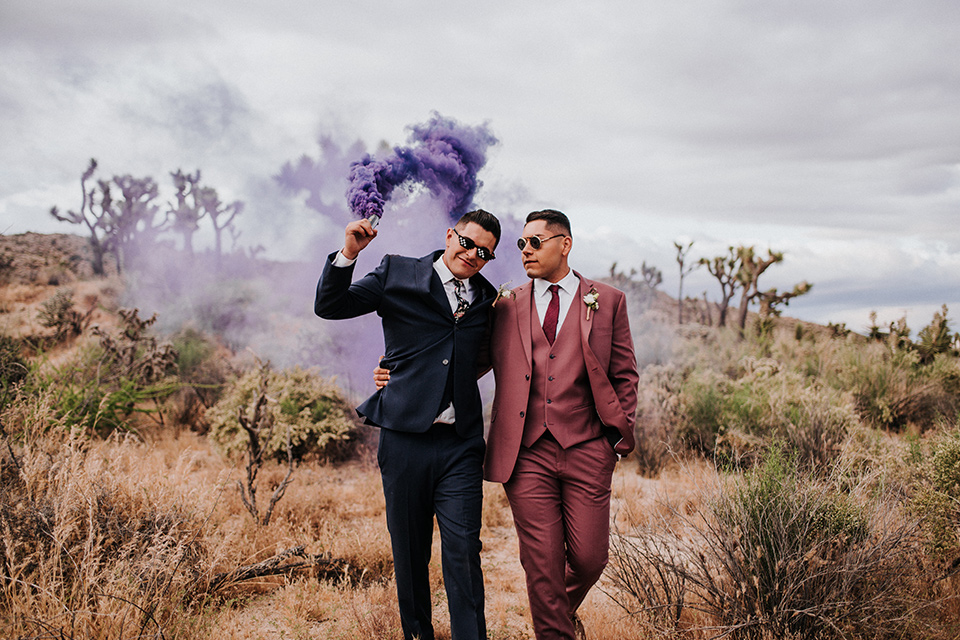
top-left (333, 251), bottom-right (357, 268)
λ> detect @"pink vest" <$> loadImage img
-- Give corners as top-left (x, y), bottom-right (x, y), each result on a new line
top-left (522, 297), bottom-right (604, 448)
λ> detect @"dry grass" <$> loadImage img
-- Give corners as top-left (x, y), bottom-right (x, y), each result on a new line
top-left (0, 406), bottom-right (673, 640)
top-left (5, 398), bottom-right (955, 639)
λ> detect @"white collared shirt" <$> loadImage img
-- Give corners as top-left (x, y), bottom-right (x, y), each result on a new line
top-left (433, 255), bottom-right (474, 313)
top-left (533, 269), bottom-right (579, 331)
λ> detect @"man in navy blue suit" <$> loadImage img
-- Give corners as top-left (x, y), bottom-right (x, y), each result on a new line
top-left (314, 209), bottom-right (501, 640)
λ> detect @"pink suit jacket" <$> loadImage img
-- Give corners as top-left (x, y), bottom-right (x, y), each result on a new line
top-left (484, 271), bottom-right (640, 483)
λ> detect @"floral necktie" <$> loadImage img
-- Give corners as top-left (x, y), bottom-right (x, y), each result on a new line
top-left (453, 279), bottom-right (469, 322)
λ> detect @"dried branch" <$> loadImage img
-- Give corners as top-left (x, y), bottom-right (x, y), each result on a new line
top-left (206, 546), bottom-right (362, 593)
top-left (262, 430), bottom-right (295, 526)
top-left (235, 362), bottom-right (295, 526)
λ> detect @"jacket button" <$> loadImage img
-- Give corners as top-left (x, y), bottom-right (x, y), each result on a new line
top-left (442, 359), bottom-right (449, 365)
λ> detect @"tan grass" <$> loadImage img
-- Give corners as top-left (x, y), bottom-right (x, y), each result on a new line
top-left (1, 415), bottom-right (687, 639)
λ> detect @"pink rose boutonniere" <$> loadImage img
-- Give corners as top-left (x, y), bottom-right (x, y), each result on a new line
top-left (583, 287), bottom-right (599, 320)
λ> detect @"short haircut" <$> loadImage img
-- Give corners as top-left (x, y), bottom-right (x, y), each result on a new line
top-left (525, 209), bottom-right (572, 237)
top-left (456, 209), bottom-right (501, 247)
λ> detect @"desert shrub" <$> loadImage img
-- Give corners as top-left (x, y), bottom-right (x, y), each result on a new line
top-left (676, 368), bottom-right (729, 455)
top-left (168, 327), bottom-right (232, 425)
top-left (633, 363), bottom-right (686, 475)
top-left (36, 287), bottom-right (92, 341)
top-left (34, 309), bottom-right (180, 435)
top-left (608, 447), bottom-right (934, 639)
top-left (912, 424), bottom-right (960, 561)
top-left (673, 359), bottom-right (855, 469)
top-left (831, 343), bottom-right (957, 432)
top-left (915, 305), bottom-right (959, 364)
top-left (207, 365), bottom-right (360, 462)
top-left (173, 327), bottom-right (218, 379)
top-left (0, 335), bottom-right (28, 394)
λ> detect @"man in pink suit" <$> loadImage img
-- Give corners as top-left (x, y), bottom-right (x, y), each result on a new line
top-left (376, 209), bottom-right (638, 639)
top-left (485, 209), bottom-right (638, 639)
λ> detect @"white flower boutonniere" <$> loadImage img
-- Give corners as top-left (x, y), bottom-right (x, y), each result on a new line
top-left (583, 287), bottom-right (600, 320)
top-left (493, 282), bottom-right (514, 307)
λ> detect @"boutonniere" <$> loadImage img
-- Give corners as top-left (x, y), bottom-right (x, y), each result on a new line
top-left (493, 282), bottom-right (513, 307)
top-left (583, 287), bottom-right (599, 320)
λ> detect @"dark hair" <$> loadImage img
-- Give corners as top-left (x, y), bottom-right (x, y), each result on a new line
top-left (456, 209), bottom-right (501, 247)
top-left (525, 209), bottom-right (572, 237)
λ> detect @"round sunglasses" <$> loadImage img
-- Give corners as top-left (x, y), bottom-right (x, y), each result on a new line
top-left (517, 234), bottom-right (566, 251)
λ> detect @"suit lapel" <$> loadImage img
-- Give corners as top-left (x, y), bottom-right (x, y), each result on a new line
top-left (576, 272), bottom-right (593, 344)
top-left (575, 272), bottom-right (601, 371)
top-left (417, 252), bottom-right (451, 317)
top-left (515, 282), bottom-right (534, 365)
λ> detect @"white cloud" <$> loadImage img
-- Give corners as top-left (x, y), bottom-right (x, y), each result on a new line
top-left (2, 0), bottom-right (959, 332)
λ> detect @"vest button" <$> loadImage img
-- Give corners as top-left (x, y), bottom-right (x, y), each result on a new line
top-left (548, 376), bottom-right (554, 381)
top-left (525, 374), bottom-right (530, 380)
top-left (520, 411), bottom-right (525, 417)
top-left (549, 354), bottom-right (556, 359)
top-left (547, 399), bottom-right (552, 404)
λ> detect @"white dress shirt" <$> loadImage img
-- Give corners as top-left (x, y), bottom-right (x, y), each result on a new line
top-left (533, 269), bottom-right (579, 331)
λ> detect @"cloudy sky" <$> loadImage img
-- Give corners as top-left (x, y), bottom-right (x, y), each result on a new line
top-left (2, 0), bottom-right (959, 335)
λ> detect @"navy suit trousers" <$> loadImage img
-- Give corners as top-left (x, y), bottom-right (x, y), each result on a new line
top-left (377, 424), bottom-right (486, 640)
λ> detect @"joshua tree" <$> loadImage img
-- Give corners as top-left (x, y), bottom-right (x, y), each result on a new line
top-left (107, 174), bottom-right (164, 273)
top-left (50, 159), bottom-right (110, 275)
top-left (700, 247), bottom-right (741, 327)
top-left (674, 241), bottom-right (698, 324)
top-left (641, 261), bottom-right (662, 290)
top-left (735, 246), bottom-right (811, 330)
top-left (51, 160), bottom-right (164, 275)
top-left (168, 169), bottom-right (205, 255)
top-left (198, 186), bottom-right (243, 269)
top-left (756, 282), bottom-right (813, 319)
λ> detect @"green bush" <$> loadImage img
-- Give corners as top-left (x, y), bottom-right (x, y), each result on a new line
top-left (31, 309), bottom-right (180, 436)
top-left (706, 448), bottom-right (921, 638)
top-left (207, 365), bottom-right (360, 462)
top-left (169, 327), bottom-right (230, 410)
top-left (913, 424), bottom-right (960, 558)
top-left (609, 447), bottom-right (933, 639)
top-left (675, 358), bottom-right (855, 469)
top-left (831, 344), bottom-right (957, 432)
top-left (0, 335), bottom-right (28, 388)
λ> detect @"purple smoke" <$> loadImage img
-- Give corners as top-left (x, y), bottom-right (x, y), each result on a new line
top-left (346, 113), bottom-right (499, 223)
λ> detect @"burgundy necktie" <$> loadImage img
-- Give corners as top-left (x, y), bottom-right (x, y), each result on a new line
top-left (543, 284), bottom-right (560, 344)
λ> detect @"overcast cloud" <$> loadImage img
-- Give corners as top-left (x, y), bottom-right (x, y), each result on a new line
top-left (2, 0), bottom-right (959, 334)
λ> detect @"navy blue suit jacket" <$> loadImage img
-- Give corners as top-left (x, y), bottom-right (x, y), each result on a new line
top-left (315, 250), bottom-right (496, 439)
